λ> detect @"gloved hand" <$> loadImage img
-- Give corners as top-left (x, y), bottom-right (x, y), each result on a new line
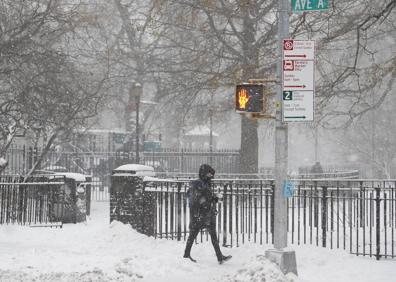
top-left (214, 193), bottom-right (223, 203)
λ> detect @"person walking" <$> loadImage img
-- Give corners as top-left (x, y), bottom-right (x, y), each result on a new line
top-left (183, 164), bottom-right (232, 264)
top-left (310, 161), bottom-right (324, 174)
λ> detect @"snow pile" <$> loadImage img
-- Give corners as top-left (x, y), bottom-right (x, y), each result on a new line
top-left (0, 269), bottom-right (116, 282)
top-left (218, 254), bottom-right (296, 282)
top-left (0, 157), bottom-right (7, 168)
top-left (1, 202), bottom-right (395, 282)
top-left (0, 202), bottom-right (294, 282)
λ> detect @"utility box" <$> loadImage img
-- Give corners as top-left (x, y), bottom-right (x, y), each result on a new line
top-left (110, 164), bottom-right (156, 236)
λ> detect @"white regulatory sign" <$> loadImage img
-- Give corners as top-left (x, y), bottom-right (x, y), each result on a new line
top-left (282, 91), bottom-right (314, 122)
top-left (283, 40), bottom-right (315, 60)
top-left (283, 60), bottom-right (314, 91)
top-left (282, 39), bottom-right (315, 122)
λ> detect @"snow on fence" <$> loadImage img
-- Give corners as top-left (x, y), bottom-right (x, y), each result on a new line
top-left (140, 178), bottom-right (396, 260)
top-left (0, 175), bottom-right (66, 226)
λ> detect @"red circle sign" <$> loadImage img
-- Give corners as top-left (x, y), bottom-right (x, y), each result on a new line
top-left (284, 40), bottom-right (294, 51)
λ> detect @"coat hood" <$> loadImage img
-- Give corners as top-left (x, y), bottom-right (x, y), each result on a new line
top-left (198, 164), bottom-right (215, 182)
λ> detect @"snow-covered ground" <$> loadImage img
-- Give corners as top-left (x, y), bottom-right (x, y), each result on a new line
top-left (0, 202), bottom-right (395, 282)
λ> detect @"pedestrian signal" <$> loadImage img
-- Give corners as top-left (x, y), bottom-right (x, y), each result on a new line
top-left (235, 84), bottom-right (264, 113)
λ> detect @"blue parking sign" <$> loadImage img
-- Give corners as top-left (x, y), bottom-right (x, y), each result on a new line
top-left (283, 181), bottom-right (295, 198)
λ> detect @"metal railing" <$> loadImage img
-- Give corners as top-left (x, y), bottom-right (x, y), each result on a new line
top-left (0, 175), bottom-right (66, 226)
top-left (290, 179), bottom-right (396, 259)
top-left (297, 170), bottom-right (360, 179)
top-left (141, 178), bottom-right (396, 260)
top-left (4, 145), bottom-right (241, 200)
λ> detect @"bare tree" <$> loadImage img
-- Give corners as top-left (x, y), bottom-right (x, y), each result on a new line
top-left (298, 0), bottom-right (396, 128)
top-left (332, 95), bottom-right (396, 179)
top-left (151, 0), bottom-right (395, 173)
top-left (0, 0), bottom-right (110, 175)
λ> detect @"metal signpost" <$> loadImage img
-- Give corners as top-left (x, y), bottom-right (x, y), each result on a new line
top-left (282, 39), bottom-right (315, 122)
top-left (265, 0), bottom-right (298, 276)
top-left (235, 1), bottom-right (325, 274)
top-left (265, 0), bottom-right (297, 274)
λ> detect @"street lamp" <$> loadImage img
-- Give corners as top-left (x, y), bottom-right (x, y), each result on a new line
top-left (209, 107), bottom-right (214, 164)
top-left (132, 82), bottom-right (142, 163)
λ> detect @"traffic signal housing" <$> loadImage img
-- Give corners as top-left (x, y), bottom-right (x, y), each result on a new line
top-left (235, 84), bottom-right (264, 113)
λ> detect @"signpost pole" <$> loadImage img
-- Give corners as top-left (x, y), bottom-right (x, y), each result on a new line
top-left (274, 0), bottom-right (289, 250)
top-left (265, 0), bottom-right (297, 275)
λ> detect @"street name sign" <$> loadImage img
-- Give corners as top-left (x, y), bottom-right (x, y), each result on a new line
top-left (282, 39), bottom-right (315, 122)
top-left (292, 0), bottom-right (329, 11)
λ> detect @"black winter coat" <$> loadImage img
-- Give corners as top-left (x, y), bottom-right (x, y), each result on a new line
top-left (189, 179), bottom-right (217, 229)
top-left (188, 164), bottom-right (217, 229)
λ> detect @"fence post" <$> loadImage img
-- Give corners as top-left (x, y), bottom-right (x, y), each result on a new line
top-left (180, 148), bottom-right (184, 172)
top-left (360, 181), bottom-right (364, 228)
top-left (17, 185), bottom-right (24, 223)
top-left (177, 182), bottom-right (182, 241)
top-left (270, 181), bottom-right (275, 240)
top-left (322, 186), bottom-right (328, 247)
top-left (140, 179), bottom-right (145, 234)
top-left (375, 186), bottom-right (381, 260)
top-left (222, 183), bottom-right (228, 246)
top-left (314, 181), bottom-right (318, 228)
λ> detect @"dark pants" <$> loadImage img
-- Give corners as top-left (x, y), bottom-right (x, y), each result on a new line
top-left (184, 217), bottom-right (222, 260)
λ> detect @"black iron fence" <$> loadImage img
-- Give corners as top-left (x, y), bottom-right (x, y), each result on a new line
top-left (290, 180), bottom-right (396, 260)
top-left (142, 148), bottom-right (240, 174)
top-left (140, 178), bottom-right (396, 260)
top-left (146, 179), bottom-right (274, 247)
top-left (297, 170), bottom-right (360, 179)
top-left (5, 145), bottom-right (240, 201)
top-left (0, 175), bottom-right (66, 226)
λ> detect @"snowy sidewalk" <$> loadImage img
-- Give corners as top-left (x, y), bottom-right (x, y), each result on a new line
top-left (0, 202), bottom-right (395, 282)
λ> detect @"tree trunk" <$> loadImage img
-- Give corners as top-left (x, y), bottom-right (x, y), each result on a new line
top-left (240, 115), bottom-right (258, 174)
top-left (239, 2), bottom-right (259, 174)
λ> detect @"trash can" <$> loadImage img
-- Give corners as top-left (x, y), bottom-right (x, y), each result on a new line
top-left (110, 164), bottom-right (156, 236)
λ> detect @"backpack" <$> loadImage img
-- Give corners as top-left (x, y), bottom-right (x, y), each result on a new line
top-left (187, 180), bottom-right (203, 208)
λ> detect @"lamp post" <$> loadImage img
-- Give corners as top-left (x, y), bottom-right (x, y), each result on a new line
top-left (209, 107), bottom-right (213, 164)
top-left (133, 82), bottom-right (142, 163)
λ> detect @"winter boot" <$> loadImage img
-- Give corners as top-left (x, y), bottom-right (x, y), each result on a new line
top-left (183, 254), bottom-right (197, 263)
top-left (218, 255), bottom-right (232, 264)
